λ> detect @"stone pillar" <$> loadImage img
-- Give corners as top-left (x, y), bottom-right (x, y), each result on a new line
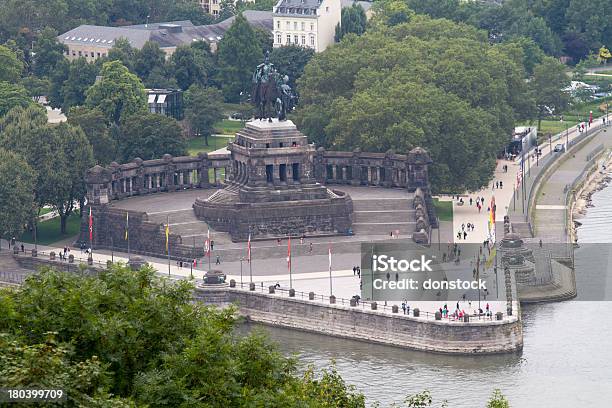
top-left (341, 166), bottom-right (347, 183)
top-left (197, 153), bottom-right (210, 188)
top-left (331, 165), bottom-right (337, 181)
top-left (367, 167), bottom-right (372, 184)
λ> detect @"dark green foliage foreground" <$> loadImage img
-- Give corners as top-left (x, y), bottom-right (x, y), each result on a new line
top-left (0, 265), bottom-right (365, 407)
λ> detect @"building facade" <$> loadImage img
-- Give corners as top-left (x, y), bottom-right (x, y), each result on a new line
top-left (272, 0), bottom-right (341, 52)
top-left (147, 89), bottom-right (184, 120)
top-left (58, 11), bottom-right (272, 61)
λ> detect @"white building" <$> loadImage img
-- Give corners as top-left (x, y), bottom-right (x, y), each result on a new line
top-left (272, 0), bottom-right (342, 52)
top-left (199, 0), bottom-right (255, 18)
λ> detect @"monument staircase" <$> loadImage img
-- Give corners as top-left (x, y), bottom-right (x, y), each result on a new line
top-left (351, 197), bottom-right (416, 237)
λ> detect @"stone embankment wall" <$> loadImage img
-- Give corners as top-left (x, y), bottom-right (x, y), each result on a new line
top-left (194, 286), bottom-right (523, 354)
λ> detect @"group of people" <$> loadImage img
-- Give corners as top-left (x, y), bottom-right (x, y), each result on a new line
top-left (438, 301), bottom-right (494, 320)
top-left (352, 265), bottom-right (362, 278)
top-left (6, 238), bottom-right (25, 253)
top-left (58, 246), bottom-right (72, 260)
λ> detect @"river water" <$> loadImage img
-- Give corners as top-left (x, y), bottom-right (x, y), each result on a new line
top-left (254, 183), bottom-right (612, 407)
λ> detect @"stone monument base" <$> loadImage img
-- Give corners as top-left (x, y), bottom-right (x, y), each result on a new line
top-left (193, 189), bottom-right (353, 242)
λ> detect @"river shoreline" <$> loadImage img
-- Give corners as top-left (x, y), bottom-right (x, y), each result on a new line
top-left (572, 153), bottom-right (612, 238)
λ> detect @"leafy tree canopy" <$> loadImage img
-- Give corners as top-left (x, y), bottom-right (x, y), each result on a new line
top-left (216, 13), bottom-right (263, 102)
top-left (118, 112), bottom-right (186, 161)
top-left (335, 4), bottom-right (368, 42)
top-left (295, 13), bottom-right (533, 193)
top-left (85, 60), bottom-right (147, 124)
top-left (0, 265), bottom-right (367, 406)
top-left (184, 85), bottom-right (225, 145)
top-left (0, 149), bottom-right (35, 240)
top-left (0, 45), bottom-right (23, 82)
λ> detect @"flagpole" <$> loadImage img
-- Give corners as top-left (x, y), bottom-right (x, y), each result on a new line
top-left (167, 215), bottom-right (170, 275)
top-left (126, 212), bottom-right (130, 259)
top-left (88, 207), bottom-right (93, 261)
top-left (248, 231), bottom-right (253, 284)
top-left (328, 245), bottom-right (332, 297)
top-left (288, 236), bottom-right (292, 289)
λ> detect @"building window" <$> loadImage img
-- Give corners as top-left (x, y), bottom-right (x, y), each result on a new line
top-left (294, 34), bottom-right (298, 44)
top-left (78, 51), bottom-right (82, 56)
top-left (90, 51), bottom-right (94, 57)
top-left (310, 36), bottom-right (315, 46)
top-left (326, 6), bottom-right (329, 12)
top-left (310, 23), bottom-right (314, 31)
top-left (97, 52), bottom-right (101, 57)
top-left (301, 22), bottom-right (305, 31)
top-left (213, 9), bottom-right (218, 15)
top-left (301, 35), bottom-right (306, 45)
top-left (287, 34), bottom-right (291, 44)
top-left (71, 51), bottom-right (76, 56)
top-left (277, 34), bottom-right (282, 44)
top-left (277, 21), bottom-right (280, 29)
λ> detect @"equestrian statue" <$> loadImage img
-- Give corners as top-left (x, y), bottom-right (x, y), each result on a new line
top-left (251, 51), bottom-right (297, 121)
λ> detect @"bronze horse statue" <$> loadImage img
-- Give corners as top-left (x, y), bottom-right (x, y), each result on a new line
top-left (252, 70), bottom-right (281, 121)
top-left (251, 52), bottom-right (297, 121)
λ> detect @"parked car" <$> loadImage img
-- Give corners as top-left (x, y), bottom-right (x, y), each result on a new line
top-left (553, 144), bottom-right (565, 152)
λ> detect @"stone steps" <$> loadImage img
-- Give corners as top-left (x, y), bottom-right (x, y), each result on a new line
top-left (147, 209), bottom-right (198, 225)
top-left (354, 210), bottom-right (415, 223)
top-left (352, 222), bottom-right (415, 235)
top-left (352, 198), bottom-right (413, 211)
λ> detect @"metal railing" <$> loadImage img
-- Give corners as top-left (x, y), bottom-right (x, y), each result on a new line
top-left (229, 281), bottom-right (506, 323)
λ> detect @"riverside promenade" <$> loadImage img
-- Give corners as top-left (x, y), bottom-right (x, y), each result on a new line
top-left (532, 127), bottom-right (611, 242)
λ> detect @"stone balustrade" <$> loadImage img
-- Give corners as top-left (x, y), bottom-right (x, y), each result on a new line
top-left (314, 147), bottom-right (432, 192)
top-left (85, 152), bottom-right (231, 205)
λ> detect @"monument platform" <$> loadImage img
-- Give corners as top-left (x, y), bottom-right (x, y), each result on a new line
top-left (193, 120), bottom-right (354, 241)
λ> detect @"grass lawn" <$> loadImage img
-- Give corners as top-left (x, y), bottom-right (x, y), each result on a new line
top-left (20, 211), bottom-right (82, 245)
top-left (433, 198), bottom-right (453, 222)
top-left (213, 119), bottom-right (244, 135)
top-left (187, 135), bottom-right (234, 156)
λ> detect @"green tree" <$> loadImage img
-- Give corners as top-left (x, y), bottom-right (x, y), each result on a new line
top-left (566, 0), bottom-right (612, 54)
top-left (170, 42), bottom-right (213, 90)
top-left (335, 4), bottom-right (367, 42)
top-left (32, 27), bottom-right (67, 78)
top-left (61, 57), bottom-right (100, 111)
top-left (20, 75), bottom-right (51, 103)
top-left (0, 335), bottom-right (135, 407)
top-left (0, 149), bottom-right (35, 241)
top-left (85, 60), bottom-right (147, 124)
top-left (68, 106), bottom-right (116, 165)
top-left (269, 45), bottom-right (314, 88)
top-left (0, 45), bottom-right (23, 82)
top-left (487, 389), bottom-right (510, 408)
top-left (107, 37), bottom-right (136, 72)
top-left (184, 85), bottom-right (225, 146)
top-left (49, 123), bottom-right (94, 233)
top-left (216, 13), bottom-right (263, 102)
top-left (0, 264), bottom-right (367, 404)
top-left (118, 112), bottom-right (186, 161)
top-left (295, 12), bottom-right (529, 192)
top-left (532, 56), bottom-right (570, 130)
top-left (134, 41), bottom-right (167, 83)
top-left (165, 0), bottom-right (215, 25)
top-left (0, 82), bottom-right (33, 117)
top-left (217, 0), bottom-right (237, 22)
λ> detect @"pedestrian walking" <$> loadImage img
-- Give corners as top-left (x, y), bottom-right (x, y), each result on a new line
top-left (309, 242), bottom-right (313, 253)
top-left (215, 255), bottom-right (221, 265)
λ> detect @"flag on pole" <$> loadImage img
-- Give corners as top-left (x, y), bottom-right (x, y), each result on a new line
top-left (124, 212), bottom-right (129, 241)
top-left (88, 207), bottom-right (93, 241)
top-left (287, 236), bottom-right (291, 270)
top-left (204, 229), bottom-right (210, 255)
top-left (165, 221), bottom-right (170, 252)
top-left (247, 233), bottom-right (251, 262)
